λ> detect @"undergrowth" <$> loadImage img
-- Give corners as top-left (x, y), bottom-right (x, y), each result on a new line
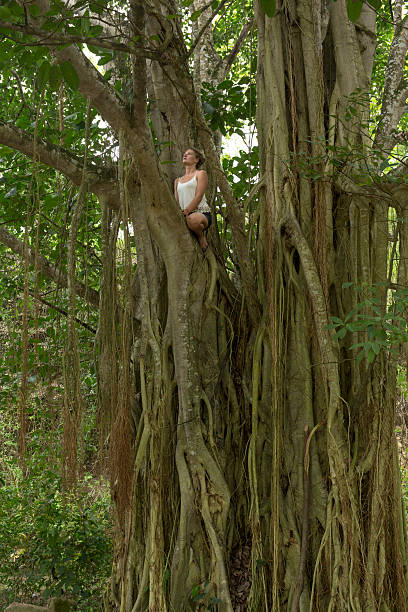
top-left (0, 407), bottom-right (112, 611)
top-left (0, 248), bottom-right (112, 611)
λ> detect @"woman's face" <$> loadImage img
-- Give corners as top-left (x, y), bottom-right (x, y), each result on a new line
top-left (182, 149), bottom-right (199, 167)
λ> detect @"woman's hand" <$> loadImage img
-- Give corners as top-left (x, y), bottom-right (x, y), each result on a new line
top-left (183, 207), bottom-right (197, 216)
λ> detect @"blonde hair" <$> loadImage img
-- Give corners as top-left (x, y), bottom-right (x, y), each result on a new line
top-left (189, 147), bottom-right (205, 169)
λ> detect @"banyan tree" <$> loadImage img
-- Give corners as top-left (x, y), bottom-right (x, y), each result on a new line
top-left (0, 0), bottom-right (407, 609)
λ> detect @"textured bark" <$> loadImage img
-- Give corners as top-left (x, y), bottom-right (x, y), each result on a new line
top-left (374, 15), bottom-right (408, 151)
top-left (253, 0), bottom-right (407, 609)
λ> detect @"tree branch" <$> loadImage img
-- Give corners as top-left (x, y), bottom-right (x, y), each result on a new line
top-left (0, 20), bottom-right (130, 51)
top-left (187, 0), bottom-right (230, 58)
top-left (28, 290), bottom-right (96, 332)
top-left (217, 19), bottom-right (254, 80)
top-left (0, 19), bottom-right (165, 60)
top-left (0, 119), bottom-right (117, 195)
top-left (0, 226), bottom-right (100, 308)
top-left (374, 15), bottom-right (408, 150)
top-left (393, 0), bottom-right (403, 26)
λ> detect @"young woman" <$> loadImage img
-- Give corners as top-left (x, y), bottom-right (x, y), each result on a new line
top-left (174, 147), bottom-right (212, 251)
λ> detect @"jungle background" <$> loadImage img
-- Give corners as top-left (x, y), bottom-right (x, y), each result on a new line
top-left (0, 0), bottom-right (407, 610)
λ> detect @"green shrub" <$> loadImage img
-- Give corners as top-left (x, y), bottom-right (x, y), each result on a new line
top-left (0, 456), bottom-right (112, 611)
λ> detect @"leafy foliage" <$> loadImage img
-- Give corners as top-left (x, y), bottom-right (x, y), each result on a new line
top-left (0, 247), bottom-right (109, 611)
top-left (328, 283), bottom-right (408, 364)
top-left (0, 457), bottom-right (112, 611)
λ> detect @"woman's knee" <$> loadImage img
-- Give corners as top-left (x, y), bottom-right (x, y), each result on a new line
top-left (188, 213), bottom-right (207, 231)
top-left (186, 214), bottom-right (201, 231)
top-left (186, 216), bottom-right (195, 230)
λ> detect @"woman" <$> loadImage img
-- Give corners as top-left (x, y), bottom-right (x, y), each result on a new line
top-left (174, 147), bottom-right (212, 251)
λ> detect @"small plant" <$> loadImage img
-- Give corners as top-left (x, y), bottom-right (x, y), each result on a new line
top-left (190, 580), bottom-right (221, 610)
top-left (328, 283), bottom-right (408, 364)
top-left (0, 448), bottom-right (112, 611)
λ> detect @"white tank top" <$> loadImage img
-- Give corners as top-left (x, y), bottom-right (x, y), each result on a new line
top-left (177, 172), bottom-right (210, 213)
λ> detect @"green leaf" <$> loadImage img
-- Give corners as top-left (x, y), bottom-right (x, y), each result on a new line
top-left (366, 349), bottom-right (375, 363)
top-left (259, 0), bottom-right (276, 18)
top-left (81, 16), bottom-right (90, 34)
top-left (0, 6), bottom-right (12, 19)
top-left (342, 281), bottom-right (353, 289)
top-left (336, 327), bottom-right (347, 339)
top-left (49, 63), bottom-right (62, 91)
top-left (89, 25), bottom-right (103, 36)
top-left (347, 0), bottom-right (363, 22)
top-left (366, 0), bottom-right (381, 9)
top-left (60, 61), bottom-right (79, 90)
top-left (87, 44), bottom-right (102, 54)
top-left (97, 55), bottom-right (113, 66)
top-left (349, 342), bottom-right (366, 350)
top-left (191, 9), bottom-right (202, 20)
top-left (29, 3), bottom-right (40, 16)
top-left (37, 60), bottom-right (51, 89)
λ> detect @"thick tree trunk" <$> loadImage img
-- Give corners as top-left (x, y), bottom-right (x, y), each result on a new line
top-left (95, 1), bottom-right (408, 609)
top-left (252, 1), bottom-right (408, 609)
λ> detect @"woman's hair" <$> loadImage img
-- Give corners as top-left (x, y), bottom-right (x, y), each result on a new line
top-left (189, 147), bottom-right (205, 169)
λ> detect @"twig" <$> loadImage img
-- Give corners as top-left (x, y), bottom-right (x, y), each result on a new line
top-left (28, 290), bottom-right (96, 333)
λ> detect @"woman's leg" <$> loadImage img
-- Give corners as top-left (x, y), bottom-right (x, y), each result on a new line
top-left (186, 212), bottom-right (209, 250)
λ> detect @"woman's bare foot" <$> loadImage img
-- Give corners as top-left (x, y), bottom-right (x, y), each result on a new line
top-left (198, 233), bottom-right (208, 251)
top-left (186, 212), bottom-right (209, 251)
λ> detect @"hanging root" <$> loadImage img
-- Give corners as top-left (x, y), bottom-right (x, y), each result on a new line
top-left (62, 99), bottom-right (91, 489)
top-left (110, 132), bottom-right (135, 527)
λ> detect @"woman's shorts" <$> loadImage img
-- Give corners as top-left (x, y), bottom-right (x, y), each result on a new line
top-left (202, 212), bottom-right (212, 229)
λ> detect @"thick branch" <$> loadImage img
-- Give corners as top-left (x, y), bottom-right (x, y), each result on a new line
top-left (12, 0), bottom-right (137, 138)
top-left (393, 0), bottom-right (404, 28)
top-left (187, 0), bottom-right (229, 58)
top-left (52, 47), bottom-right (133, 135)
top-left (217, 19), bottom-right (254, 80)
top-left (374, 15), bottom-right (408, 150)
top-left (0, 20), bottom-right (164, 60)
top-left (0, 20), bottom-right (129, 51)
top-left (0, 226), bottom-right (99, 308)
top-left (0, 119), bottom-right (116, 195)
